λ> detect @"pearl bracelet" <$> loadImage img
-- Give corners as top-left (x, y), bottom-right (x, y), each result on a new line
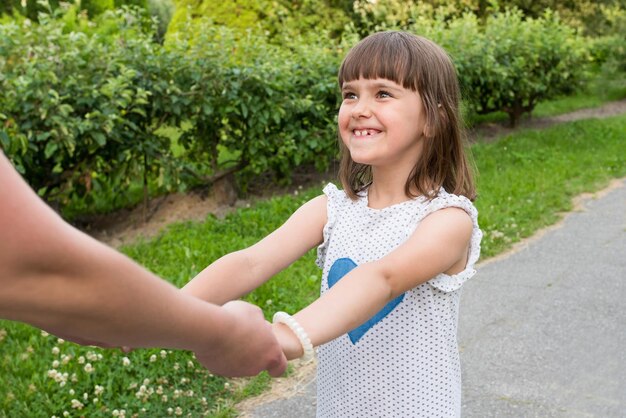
top-left (272, 311), bottom-right (314, 362)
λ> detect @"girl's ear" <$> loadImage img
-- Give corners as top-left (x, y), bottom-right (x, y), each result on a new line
top-left (423, 124), bottom-right (434, 138)
top-left (423, 104), bottom-right (445, 138)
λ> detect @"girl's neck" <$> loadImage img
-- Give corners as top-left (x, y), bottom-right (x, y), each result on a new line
top-left (367, 167), bottom-right (416, 209)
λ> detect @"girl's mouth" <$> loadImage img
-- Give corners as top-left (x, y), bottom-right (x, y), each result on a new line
top-left (353, 129), bottom-right (381, 137)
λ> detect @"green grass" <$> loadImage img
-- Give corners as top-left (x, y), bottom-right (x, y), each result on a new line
top-left (1, 115), bottom-right (625, 417)
top-left (473, 114), bottom-right (626, 257)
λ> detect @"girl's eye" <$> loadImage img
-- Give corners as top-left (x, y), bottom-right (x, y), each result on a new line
top-left (343, 92), bottom-right (357, 100)
top-left (377, 90), bottom-right (392, 99)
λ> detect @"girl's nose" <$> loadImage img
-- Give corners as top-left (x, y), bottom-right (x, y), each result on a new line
top-left (351, 99), bottom-right (372, 118)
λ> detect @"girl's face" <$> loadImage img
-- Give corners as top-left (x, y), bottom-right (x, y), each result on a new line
top-left (338, 77), bottom-right (427, 170)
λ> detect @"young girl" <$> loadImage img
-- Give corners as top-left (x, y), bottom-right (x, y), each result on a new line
top-left (183, 31), bottom-right (482, 417)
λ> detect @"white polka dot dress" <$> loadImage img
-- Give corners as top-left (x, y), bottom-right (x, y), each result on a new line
top-left (315, 183), bottom-right (482, 418)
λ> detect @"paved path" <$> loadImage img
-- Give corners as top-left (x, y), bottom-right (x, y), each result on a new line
top-left (249, 179), bottom-right (626, 417)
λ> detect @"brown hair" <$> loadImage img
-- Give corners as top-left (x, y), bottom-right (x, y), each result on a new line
top-left (337, 31), bottom-right (476, 201)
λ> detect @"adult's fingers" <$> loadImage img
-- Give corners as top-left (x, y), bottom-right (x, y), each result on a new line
top-left (265, 351), bottom-right (288, 377)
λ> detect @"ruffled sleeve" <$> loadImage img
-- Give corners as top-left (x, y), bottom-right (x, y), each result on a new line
top-left (420, 191), bottom-right (483, 292)
top-left (316, 183), bottom-right (341, 268)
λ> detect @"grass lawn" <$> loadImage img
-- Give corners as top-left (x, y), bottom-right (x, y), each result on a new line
top-left (1, 114), bottom-right (625, 417)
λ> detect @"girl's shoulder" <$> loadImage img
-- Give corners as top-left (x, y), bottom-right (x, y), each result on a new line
top-left (322, 182), bottom-right (359, 205)
top-left (422, 188), bottom-right (479, 222)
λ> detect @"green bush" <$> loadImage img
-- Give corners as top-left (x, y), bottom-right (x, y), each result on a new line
top-left (167, 0), bottom-right (349, 40)
top-left (406, 9), bottom-right (590, 126)
top-left (0, 8), bottom-right (177, 206)
top-left (166, 21), bottom-right (341, 189)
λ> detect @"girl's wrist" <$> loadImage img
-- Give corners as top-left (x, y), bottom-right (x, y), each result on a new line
top-left (272, 323), bottom-right (303, 360)
top-left (272, 312), bottom-right (314, 361)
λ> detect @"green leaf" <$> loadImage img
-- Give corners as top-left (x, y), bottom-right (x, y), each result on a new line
top-left (44, 141), bottom-right (58, 158)
top-left (92, 132), bottom-right (106, 146)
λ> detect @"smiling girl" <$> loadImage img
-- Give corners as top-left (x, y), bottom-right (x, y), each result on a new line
top-left (183, 31), bottom-right (482, 417)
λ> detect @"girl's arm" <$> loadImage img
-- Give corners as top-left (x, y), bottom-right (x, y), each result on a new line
top-left (274, 207), bottom-right (474, 359)
top-left (182, 194), bottom-right (328, 305)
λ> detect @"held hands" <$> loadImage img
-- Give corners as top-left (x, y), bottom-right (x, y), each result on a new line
top-left (193, 300), bottom-right (287, 377)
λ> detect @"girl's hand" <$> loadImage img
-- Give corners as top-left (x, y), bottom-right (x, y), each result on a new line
top-left (272, 322), bottom-right (304, 360)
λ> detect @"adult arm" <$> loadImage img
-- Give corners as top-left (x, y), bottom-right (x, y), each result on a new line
top-left (0, 152), bottom-right (286, 377)
top-left (274, 207), bottom-right (474, 359)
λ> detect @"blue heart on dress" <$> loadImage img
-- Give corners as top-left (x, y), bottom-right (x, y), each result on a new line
top-left (327, 257), bottom-right (405, 344)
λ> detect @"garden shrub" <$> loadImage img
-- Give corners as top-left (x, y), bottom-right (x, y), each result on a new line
top-left (0, 8), bottom-right (177, 207)
top-left (406, 8), bottom-right (590, 126)
top-left (167, 21), bottom-right (341, 189)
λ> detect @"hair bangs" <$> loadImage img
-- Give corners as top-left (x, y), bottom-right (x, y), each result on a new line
top-left (338, 32), bottom-right (418, 91)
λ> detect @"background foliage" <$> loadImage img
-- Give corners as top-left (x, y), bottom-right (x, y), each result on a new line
top-left (3, 1), bottom-right (620, 213)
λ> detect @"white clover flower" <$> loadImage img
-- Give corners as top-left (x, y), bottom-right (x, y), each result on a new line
top-left (112, 410), bottom-right (120, 417)
top-left (173, 389), bottom-right (182, 398)
top-left (52, 360), bottom-right (60, 368)
top-left (135, 384), bottom-right (153, 400)
top-left (224, 382), bottom-right (230, 389)
top-left (86, 351), bottom-right (98, 362)
top-left (201, 397), bottom-right (207, 406)
top-left (156, 385), bottom-right (164, 395)
top-left (47, 370), bottom-right (69, 386)
top-left (0, 329), bottom-right (7, 342)
top-left (122, 357), bottom-right (131, 367)
top-left (173, 362), bottom-right (179, 371)
top-left (93, 397), bottom-right (99, 404)
top-left (160, 350), bottom-right (167, 359)
top-left (175, 407), bottom-right (183, 416)
top-left (61, 354), bottom-right (71, 365)
top-left (40, 330), bottom-right (49, 337)
top-left (52, 347), bottom-right (60, 355)
top-left (161, 394), bottom-right (168, 402)
top-left (69, 389), bottom-right (75, 395)
top-left (84, 363), bottom-right (94, 373)
top-left (77, 356), bottom-right (85, 364)
top-left (57, 338), bottom-right (65, 344)
top-left (167, 408), bottom-right (173, 415)
top-left (150, 354), bottom-right (157, 362)
top-left (143, 378), bottom-right (150, 386)
top-left (71, 373), bottom-right (78, 382)
top-left (187, 361), bottom-right (194, 369)
top-left (83, 392), bottom-right (88, 400)
top-left (186, 390), bottom-right (194, 397)
top-left (70, 399), bottom-right (84, 410)
top-left (63, 411), bottom-right (69, 417)
top-left (180, 377), bottom-right (188, 384)
top-left (94, 385), bottom-right (104, 396)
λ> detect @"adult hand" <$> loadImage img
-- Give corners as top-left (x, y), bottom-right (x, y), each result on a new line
top-left (193, 300), bottom-right (287, 377)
